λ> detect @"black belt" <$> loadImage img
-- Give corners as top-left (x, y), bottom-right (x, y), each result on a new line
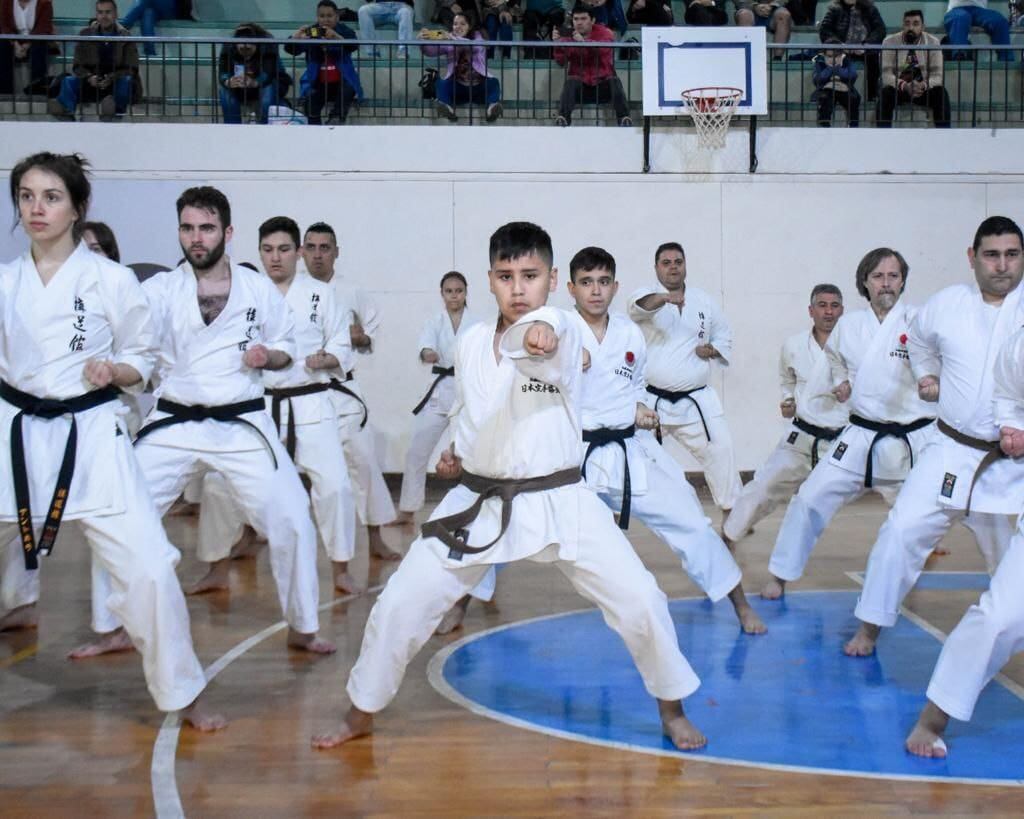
top-left (331, 370), bottom-right (368, 430)
top-left (420, 467), bottom-right (581, 557)
top-left (582, 425), bottom-right (635, 529)
top-left (936, 419), bottom-right (1005, 516)
top-left (134, 397), bottom-right (278, 468)
top-left (646, 385), bottom-right (709, 444)
top-left (792, 416), bottom-right (844, 468)
top-left (412, 365), bottom-right (454, 415)
top-left (848, 413), bottom-right (933, 488)
top-left (265, 381), bottom-right (332, 459)
top-left (0, 380), bottom-right (121, 570)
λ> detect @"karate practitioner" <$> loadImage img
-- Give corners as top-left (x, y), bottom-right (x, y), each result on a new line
top-left (628, 242), bottom-right (742, 516)
top-left (190, 216), bottom-right (361, 595)
top-left (302, 222), bottom-right (400, 560)
top-left (846, 218), bottom-right (1023, 656)
top-left (723, 285), bottom-right (847, 545)
top-left (129, 186), bottom-right (334, 654)
top-left (395, 271), bottom-right (478, 524)
top-left (0, 152), bottom-right (223, 729)
top-left (760, 249), bottom-right (937, 600)
top-left (905, 323), bottom-right (1024, 758)
top-left (312, 222), bottom-right (707, 751)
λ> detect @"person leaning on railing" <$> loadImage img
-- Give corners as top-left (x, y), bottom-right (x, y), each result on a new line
top-left (818, 0), bottom-right (886, 102)
top-left (419, 12), bottom-right (503, 122)
top-left (877, 9), bottom-right (951, 128)
top-left (218, 23), bottom-right (280, 124)
top-left (0, 0), bottom-right (56, 95)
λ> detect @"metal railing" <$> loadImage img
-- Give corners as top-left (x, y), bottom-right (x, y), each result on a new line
top-left (1, 33), bottom-right (1021, 127)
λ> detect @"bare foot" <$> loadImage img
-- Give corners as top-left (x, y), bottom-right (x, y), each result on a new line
top-left (843, 622), bottom-right (882, 656)
top-left (728, 584), bottom-right (767, 635)
top-left (931, 544), bottom-right (951, 557)
top-left (435, 595), bottom-right (471, 635)
top-left (905, 701), bottom-right (950, 758)
top-left (332, 561), bottom-right (364, 595)
top-left (760, 576), bottom-right (786, 600)
top-left (287, 628), bottom-right (336, 655)
top-left (229, 526), bottom-right (261, 559)
top-left (68, 627), bottom-right (135, 659)
top-left (368, 526), bottom-right (402, 561)
top-left (0, 603), bottom-right (38, 632)
top-left (180, 696), bottom-right (228, 732)
top-left (389, 511), bottom-right (416, 527)
top-left (184, 559), bottom-right (231, 595)
top-left (658, 699), bottom-right (707, 751)
top-left (312, 706), bottom-right (373, 749)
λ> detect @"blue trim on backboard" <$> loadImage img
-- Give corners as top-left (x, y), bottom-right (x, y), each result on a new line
top-left (657, 41), bottom-right (753, 108)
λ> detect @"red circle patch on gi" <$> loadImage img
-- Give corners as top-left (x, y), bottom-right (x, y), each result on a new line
top-left (625, 351), bottom-right (635, 364)
top-left (899, 334), bottom-right (908, 345)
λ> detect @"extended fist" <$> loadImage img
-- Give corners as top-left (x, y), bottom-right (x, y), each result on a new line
top-left (918, 375), bottom-right (940, 403)
top-left (1001, 426), bottom-right (1024, 458)
top-left (780, 398), bottom-right (796, 419)
top-left (832, 380), bottom-right (852, 403)
top-left (436, 448), bottom-right (463, 480)
top-left (524, 322), bottom-right (558, 356)
top-left (243, 344), bottom-right (270, 369)
top-left (84, 359), bottom-right (116, 388)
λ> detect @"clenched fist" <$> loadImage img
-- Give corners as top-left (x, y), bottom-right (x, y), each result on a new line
top-left (524, 322), bottom-right (558, 356)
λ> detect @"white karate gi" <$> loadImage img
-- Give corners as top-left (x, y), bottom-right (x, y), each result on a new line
top-left (346, 307), bottom-right (699, 713)
top-left (923, 325), bottom-right (1024, 721)
top-left (0, 245), bottom-right (206, 711)
top-left (854, 284), bottom-right (1023, 628)
top-left (768, 301), bottom-right (936, 582)
top-left (195, 272), bottom-right (357, 565)
top-left (723, 329), bottom-right (849, 542)
top-left (628, 284), bottom-right (741, 510)
top-left (398, 309), bottom-right (480, 514)
top-left (130, 262), bottom-right (321, 635)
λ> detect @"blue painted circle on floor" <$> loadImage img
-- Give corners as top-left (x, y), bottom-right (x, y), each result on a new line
top-left (436, 591), bottom-right (1024, 783)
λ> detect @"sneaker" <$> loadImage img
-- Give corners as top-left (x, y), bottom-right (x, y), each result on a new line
top-left (47, 98), bottom-right (74, 121)
top-left (485, 102), bottom-right (503, 122)
top-left (436, 100), bottom-right (457, 121)
top-left (99, 95), bottom-right (116, 121)
top-left (554, 115), bottom-right (569, 127)
top-left (618, 115), bottom-right (633, 127)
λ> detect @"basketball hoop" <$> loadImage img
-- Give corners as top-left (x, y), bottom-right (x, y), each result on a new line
top-left (681, 87), bottom-right (742, 150)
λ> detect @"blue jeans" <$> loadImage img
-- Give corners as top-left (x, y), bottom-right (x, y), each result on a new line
top-left (592, 0), bottom-right (628, 35)
top-left (121, 0), bottom-right (179, 55)
top-left (944, 6), bottom-right (1013, 61)
top-left (57, 74), bottom-right (133, 114)
top-left (483, 13), bottom-right (513, 58)
top-left (220, 85), bottom-right (277, 123)
top-left (358, 3), bottom-right (414, 55)
top-left (436, 76), bottom-right (501, 107)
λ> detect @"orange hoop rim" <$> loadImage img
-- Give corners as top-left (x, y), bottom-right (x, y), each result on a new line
top-left (681, 86), bottom-right (743, 107)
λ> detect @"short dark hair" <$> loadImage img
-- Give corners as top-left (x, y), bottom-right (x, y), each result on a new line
top-left (304, 221), bottom-right (337, 243)
top-left (654, 241), bottom-right (685, 264)
top-left (571, 4), bottom-right (595, 17)
top-left (569, 246), bottom-right (616, 282)
top-left (95, 0), bottom-right (117, 10)
top-left (233, 21), bottom-right (270, 39)
top-left (259, 215), bottom-right (301, 247)
top-left (81, 220), bottom-right (120, 262)
top-left (902, 8), bottom-right (923, 19)
top-left (810, 283), bottom-right (842, 303)
top-left (440, 270), bottom-right (467, 289)
top-left (10, 152), bottom-right (91, 227)
top-left (317, 0), bottom-right (339, 10)
top-left (972, 216), bottom-right (1024, 252)
top-left (176, 186), bottom-right (231, 228)
top-left (855, 248), bottom-right (908, 300)
top-left (489, 221), bottom-right (553, 269)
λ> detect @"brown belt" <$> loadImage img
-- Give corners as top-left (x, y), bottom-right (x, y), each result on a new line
top-left (420, 467), bottom-right (581, 557)
top-left (936, 418), bottom-right (1005, 515)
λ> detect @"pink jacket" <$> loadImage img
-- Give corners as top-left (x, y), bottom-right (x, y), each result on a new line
top-left (420, 32), bottom-right (494, 80)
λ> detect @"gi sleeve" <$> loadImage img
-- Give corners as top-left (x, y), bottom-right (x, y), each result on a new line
top-left (500, 306), bottom-right (581, 388)
top-left (993, 327), bottom-right (1024, 430)
top-left (261, 282), bottom-right (297, 363)
top-left (417, 313), bottom-right (438, 360)
top-left (907, 299), bottom-right (942, 382)
top-left (353, 288), bottom-right (382, 354)
top-left (320, 287), bottom-right (354, 374)
top-left (824, 317), bottom-right (849, 389)
top-left (627, 287), bottom-right (662, 323)
top-left (705, 294), bottom-right (733, 365)
top-left (103, 263), bottom-right (159, 392)
top-left (779, 340), bottom-right (797, 403)
top-left (633, 331), bottom-right (649, 404)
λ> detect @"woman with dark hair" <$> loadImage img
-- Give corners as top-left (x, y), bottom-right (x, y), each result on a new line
top-left (419, 12), bottom-right (503, 122)
top-left (0, 0), bottom-right (55, 94)
top-left (818, 0), bottom-right (887, 101)
top-left (395, 271), bottom-right (478, 525)
top-left (217, 22), bottom-right (281, 124)
top-left (81, 220), bottom-right (121, 262)
top-left (0, 152), bottom-right (223, 731)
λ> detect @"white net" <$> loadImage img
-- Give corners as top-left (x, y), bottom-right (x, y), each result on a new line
top-left (681, 87), bottom-right (742, 150)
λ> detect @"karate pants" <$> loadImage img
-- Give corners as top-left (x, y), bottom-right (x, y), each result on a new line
top-left (723, 443), bottom-right (811, 542)
top-left (398, 407), bottom-right (450, 514)
top-left (347, 496), bottom-right (701, 712)
top-left (768, 457), bottom-right (902, 582)
top-left (197, 417), bottom-right (357, 564)
top-left (661, 415), bottom-right (742, 510)
top-left (131, 437), bottom-right (321, 635)
top-left (340, 415), bottom-right (396, 527)
top-left (1, 435), bottom-right (206, 711)
top-left (854, 445), bottom-right (1013, 628)
top-left (925, 517), bottom-right (1024, 722)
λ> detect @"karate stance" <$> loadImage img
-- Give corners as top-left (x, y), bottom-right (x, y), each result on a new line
top-left (312, 222), bottom-right (707, 751)
top-left (847, 218), bottom-right (1023, 656)
top-left (0, 152), bottom-right (223, 729)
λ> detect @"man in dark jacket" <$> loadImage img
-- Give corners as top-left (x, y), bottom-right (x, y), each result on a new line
top-left (818, 0), bottom-right (887, 100)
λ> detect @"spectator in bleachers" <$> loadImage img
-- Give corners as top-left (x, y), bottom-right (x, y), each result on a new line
top-left (419, 11), bottom-right (503, 121)
top-left (286, 0), bottom-right (363, 125)
top-left (877, 9), bottom-right (951, 127)
top-left (553, 4), bottom-right (631, 126)
top-left (479, 0), bottom-right (514, 58)
top-left (49, 0), bottom-right (138, 121)
top-left (626, 0), bottom-right (673, 26)
top-left (818, 0), bottom-right (886, 101)
top-left (734, 0), bottom-right (793, 58)
top-left (0, 0), bottom-right (55, 94)
top-left (119, 0), bottom-right (193, 57)
top-left (81, 220), bottom-right (121, 261)
top-left (944, 0), bottom-right (1012, 61)
top-left (218, 22), bottom-right (279, 124)
top-left (433, 0), bottom-right (481, 29)
top-left (685, 0), bottom-right (728, 26)
top-left (358, 0), bottom-right (415, 59)
top-left (786, 0), bottom-right (817, 25)
top-left (581, 0), bottom-right (628, 34)
top-left (813, 36), bottom-right (860, 126)
top-left (522, 0), bottom-right (565, 58)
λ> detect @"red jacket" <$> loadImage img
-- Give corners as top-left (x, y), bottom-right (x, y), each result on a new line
top-left (1, 0), bottom-right (55, 36)
top-left (553, 23), bottom-right (617, 86)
